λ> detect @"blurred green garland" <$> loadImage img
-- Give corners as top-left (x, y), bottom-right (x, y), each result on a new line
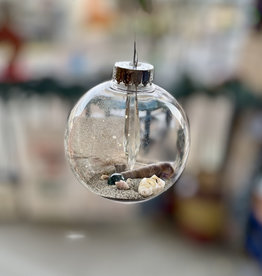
top-left (0, 76), bottom-right (261, 111)
top-left (138, 0), bottom-right (152, 13)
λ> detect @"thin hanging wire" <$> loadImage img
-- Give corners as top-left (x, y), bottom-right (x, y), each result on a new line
top-left (133, 37), bottom-right (138, 67)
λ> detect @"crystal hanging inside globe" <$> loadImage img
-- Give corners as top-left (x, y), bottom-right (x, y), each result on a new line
top-left (65, 61), bottom-right (190, 203)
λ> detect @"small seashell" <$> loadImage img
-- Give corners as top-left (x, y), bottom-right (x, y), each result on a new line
top-left (138, 178), bottom-right (154, 197)
top-left (151, 175), bottom-right (165, 193)
top-left (116, 180), bottom-right (130, 190)
top-left (126, 178), bottom-right (132, 185)
top-left (138, 175), bottom-right (165, 197)
top-left (101, 174), bottom-right (109, 180)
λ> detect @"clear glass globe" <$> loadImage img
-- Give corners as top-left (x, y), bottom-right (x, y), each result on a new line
top-left (65, 61), bottom-right (190, 203)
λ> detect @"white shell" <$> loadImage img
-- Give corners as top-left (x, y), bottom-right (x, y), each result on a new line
top-left (138, 175), bottom-right (165, 197)
top-left (138, 178), bottom-right (154, 197)
top-left (116, 180), bottom-right (130, 190)
top-left (151, 175), bottom-right (165, 192)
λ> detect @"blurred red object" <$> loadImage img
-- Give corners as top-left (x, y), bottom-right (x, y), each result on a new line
top-left (0, 2), bottom-right (24, 82)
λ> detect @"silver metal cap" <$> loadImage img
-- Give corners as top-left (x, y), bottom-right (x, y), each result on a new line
top-left (112, 61), bottom-right (154, 87)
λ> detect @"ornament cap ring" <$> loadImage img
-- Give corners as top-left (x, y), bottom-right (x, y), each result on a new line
top-left (112, 61), bottom-right (154, 87)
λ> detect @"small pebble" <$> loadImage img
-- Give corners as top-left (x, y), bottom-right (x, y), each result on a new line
top-left (116, 180), bottom-right (130, 190)
top-left (100, 174), bottom-right (109, 180)
top-left (108, 173), bottom-right (125, 185)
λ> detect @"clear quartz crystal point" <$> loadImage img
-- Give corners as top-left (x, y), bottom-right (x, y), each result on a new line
top-left (124, 91), bottom-right (140, 169)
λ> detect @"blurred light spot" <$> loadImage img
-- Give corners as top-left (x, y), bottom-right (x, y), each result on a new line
top-left (65, 231), bottom-right (86, 240)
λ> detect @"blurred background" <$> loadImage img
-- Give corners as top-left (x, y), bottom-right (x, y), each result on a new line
top-left (0, 0), bottom-right (262, 275)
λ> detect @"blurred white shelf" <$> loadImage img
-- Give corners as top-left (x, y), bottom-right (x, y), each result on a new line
top-left (0, 223), bottom-right (260, 276)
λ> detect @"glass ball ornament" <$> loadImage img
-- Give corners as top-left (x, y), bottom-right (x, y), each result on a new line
top-left (65, 61), bottom-right (190, 203)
